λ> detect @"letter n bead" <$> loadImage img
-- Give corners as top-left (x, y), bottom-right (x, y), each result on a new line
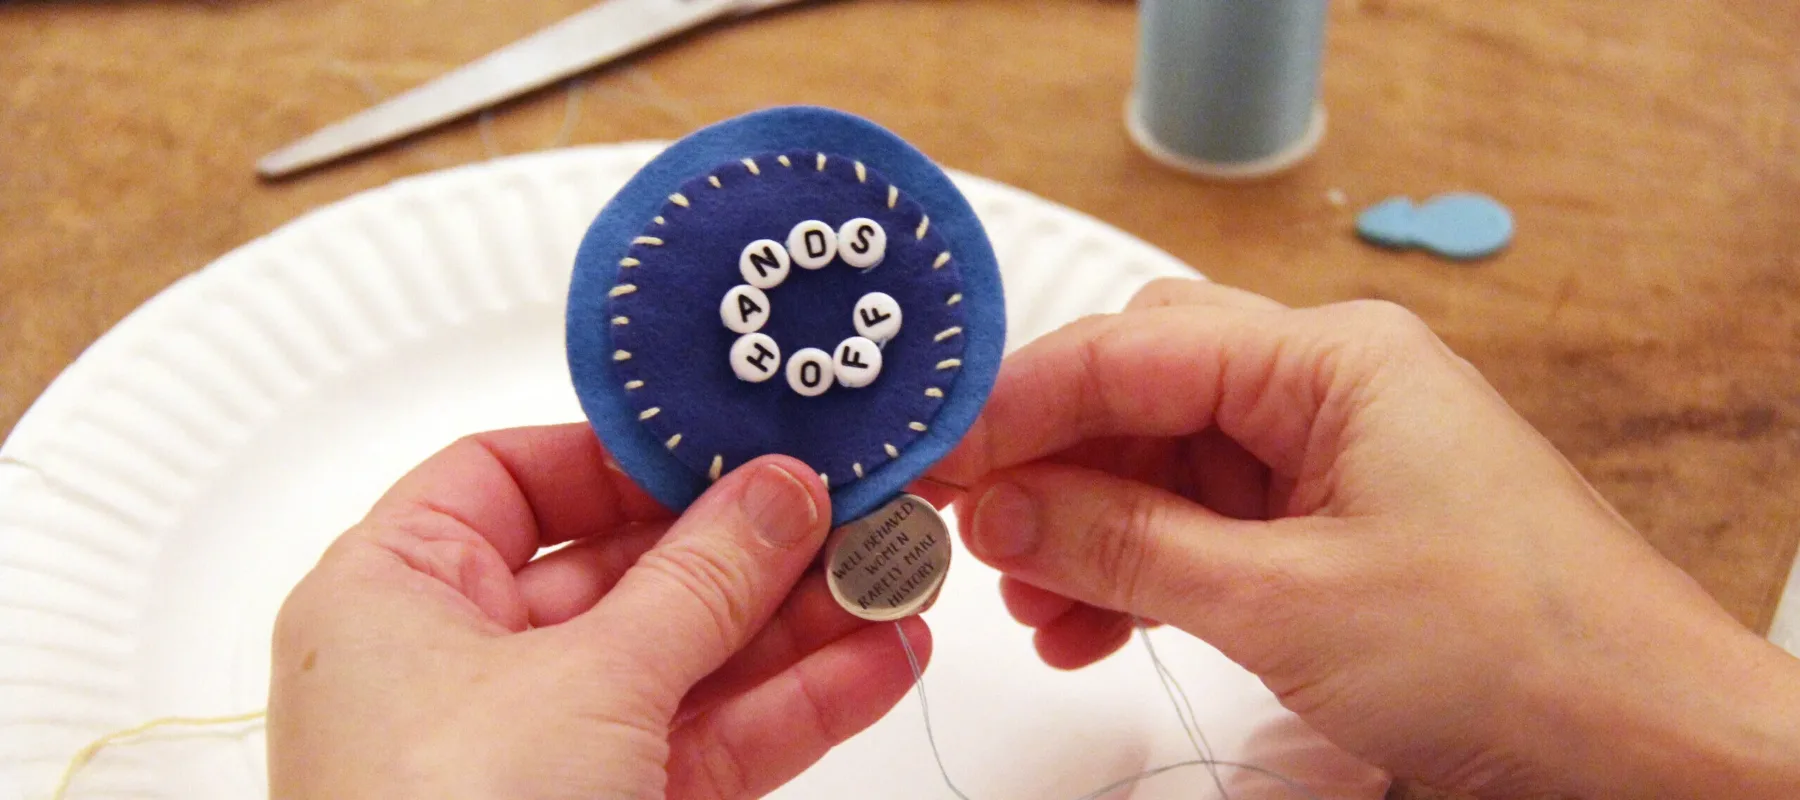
top-left (738, 239), bottom-right (791, 289)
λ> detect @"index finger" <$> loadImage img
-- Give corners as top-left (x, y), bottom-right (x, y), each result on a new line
top-left (935, 304), bottom-right (1340, 484)
top-left (367, 423), bottom-right (673, 571)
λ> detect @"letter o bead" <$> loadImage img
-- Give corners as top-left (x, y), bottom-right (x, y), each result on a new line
top-left (786, 347), bottom-right (835, 396)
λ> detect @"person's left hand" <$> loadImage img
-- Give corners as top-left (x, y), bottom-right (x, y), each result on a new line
top-left (268, 423), bottom-right (930, 800)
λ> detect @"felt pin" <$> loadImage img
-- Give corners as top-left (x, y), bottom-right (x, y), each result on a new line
top-left (565, 107), bottom-right (1006, 527)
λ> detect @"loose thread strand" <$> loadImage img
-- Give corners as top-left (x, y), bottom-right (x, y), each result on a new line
top-left (1143, 624), bottom-right (1209, 757)
top-left (477, 77), bottom-right (587, 160)
top-left (1139, 621), bottom-right (1231, 799)
top-left (896, 622), bottom-right (975, 800)
top-left (894, 622), bottom-right (1321, 800)
top-left (52, 710), bottom-right (268, 800)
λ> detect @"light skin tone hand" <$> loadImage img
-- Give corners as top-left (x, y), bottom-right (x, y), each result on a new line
top-left (271, 279), bottom-right (1799, 800)
top-left (268, 431), bottom-right (929, 800)
top-left (936, 279), bottom-right (1800, 799)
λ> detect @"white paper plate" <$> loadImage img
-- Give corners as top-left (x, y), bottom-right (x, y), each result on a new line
top-left (0, 145), bottom-right (1387, 800)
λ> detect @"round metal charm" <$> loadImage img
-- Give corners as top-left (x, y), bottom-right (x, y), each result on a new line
top-left (823, 493), bottom-right (951, 621)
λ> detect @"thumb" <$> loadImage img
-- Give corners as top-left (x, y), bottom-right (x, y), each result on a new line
top-left (577, 455), bottom-right (831, 698)
top-left (959, 463), bottom-right (1297, 643)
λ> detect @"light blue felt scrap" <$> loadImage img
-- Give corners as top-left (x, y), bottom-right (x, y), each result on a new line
top-left (1356, 192), bottom-right (1513, 261)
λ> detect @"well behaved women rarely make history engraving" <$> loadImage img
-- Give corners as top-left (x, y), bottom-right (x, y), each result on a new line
top-left (823, 494), bottom-right (952, 621)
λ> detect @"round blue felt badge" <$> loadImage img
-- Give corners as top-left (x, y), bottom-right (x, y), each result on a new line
top-left (567, 107), bottom-right (1005, 525)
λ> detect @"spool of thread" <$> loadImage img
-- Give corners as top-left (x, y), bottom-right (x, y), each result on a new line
top-left (1127, 0), bottom-right (1330, 179)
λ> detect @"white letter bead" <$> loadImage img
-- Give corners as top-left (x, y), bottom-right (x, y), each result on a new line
top-left (738, 239), bottom-right (791, 288)
top-left (853, 291), bottom-right (904, 342)
top-left (836, 218), bottom-right (887, 269)
top-left (786, 347), bottom-right (835, 396)
top-left (787, 220), bottom-right (838, 270)
top-left (720, 284), bottom-right (772, 334)
top-left (730, 333), bottom-right (782, 383)
top-left (833, 336), bottom-right (884, 388)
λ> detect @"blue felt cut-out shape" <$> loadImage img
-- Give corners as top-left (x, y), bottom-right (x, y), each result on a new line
top-left (1356, 192), bottom-right (1513, 261)
top-left (566, 107), bottom-right (1006, 526)
top-left (1414, 193), bottom-right (1513, 260)
top-left (1354, 197), bottom-right (1418, 249)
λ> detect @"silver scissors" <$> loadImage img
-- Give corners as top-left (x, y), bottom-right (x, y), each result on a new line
top-left (258, 0), bottom-right (809, 178)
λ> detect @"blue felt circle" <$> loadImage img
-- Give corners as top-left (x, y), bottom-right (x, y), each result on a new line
top-left (609, 153), bottom-right (965, 486)
top-left (567, 107), bottom-right (1006, 526)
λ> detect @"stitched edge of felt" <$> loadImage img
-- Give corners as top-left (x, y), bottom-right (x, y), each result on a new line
top-left (567, 106), bottom-right (1005, 526)
top-left (607, 151), bottom-right (964, 487)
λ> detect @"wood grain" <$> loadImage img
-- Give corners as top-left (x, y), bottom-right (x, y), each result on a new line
top-left (2, 1), bottom-right (1795, 797)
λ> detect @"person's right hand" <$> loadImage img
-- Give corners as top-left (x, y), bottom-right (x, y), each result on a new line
top-left (936, 279), bottom-right (1800, 799)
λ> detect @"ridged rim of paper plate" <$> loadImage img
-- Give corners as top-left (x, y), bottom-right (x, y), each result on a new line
top-left (0, 143), bottom-right (1198, 793)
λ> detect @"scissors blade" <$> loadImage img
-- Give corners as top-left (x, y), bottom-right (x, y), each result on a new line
top-left (258, 0), bottom-right (747, 178)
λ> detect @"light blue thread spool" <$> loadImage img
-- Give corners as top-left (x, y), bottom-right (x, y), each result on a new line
top-left (1128, 0), bottom-right (1330, 179)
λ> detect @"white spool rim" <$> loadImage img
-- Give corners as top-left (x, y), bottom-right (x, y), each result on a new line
top-left (1124, 95), bottom-right (1327, 181)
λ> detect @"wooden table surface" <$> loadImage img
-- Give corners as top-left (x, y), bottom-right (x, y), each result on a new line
top-left (2, 1), bottom-right (1796, 796)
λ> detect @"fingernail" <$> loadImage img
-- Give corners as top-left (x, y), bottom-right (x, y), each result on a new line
top-left (972, 483), bottom-right (1039, 561)
top-left (744, 463), bottom-right (819, 548)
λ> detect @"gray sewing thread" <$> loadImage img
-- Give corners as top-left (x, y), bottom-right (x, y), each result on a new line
top-left (893, 622), bottom-right (1324, 800)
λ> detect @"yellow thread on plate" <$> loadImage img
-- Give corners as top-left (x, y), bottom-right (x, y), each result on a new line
top-left (669, 193), bottom-right (690, 208)
top-left (936, 358), bottom-right (962, 370)
top-left (925, 387), bottom-right (945, 398)
top-left (708, 175), bottom-right (723, 188)
top-left (933, 252), bottom-right (951, 269)
top-left (934, 327), bottom-right (962, 342)
top-left (609, 284), bottom-right (637, 297)
top-left (887, 185), bottom-right (898, 209)
top-left (52, 710), bottom-right (268, 800)
top-left (625, 380), bottom-right (645, 390)
top-left (653, 216), bottom-right (665, 225)
top-left (853, 463), bottom-right (865, 478)
top-left (665, 433), bottom-right (682, 449)
top-left (612, 316), bottom-right (629, 326)
top-left (614, 350), bottom-right (631, 361)
top-left (632, 236), bottom-right (664, 246)
top-left (709, 455), bottom-right (723, 481)
top-left (816, 153), bottom-right (828, 171)
top-left (639, 407), bottom-right (661, 421)
top-left (855, 161), bottom-right (868, 183)
top-left (885, 442), bottom-right (900, 458)
top-left (778, 155), bottom-right (792, 168)
top-left (947, 292), bottom-right (963, 306)
top-left (620, 257), bottom-right (640, 267)
top-left (909, 421), bottom-right (928, 432)
top-left (742, 158), bottom-right (760, 175)
top-left (916, 216), bottom-right (930, 240)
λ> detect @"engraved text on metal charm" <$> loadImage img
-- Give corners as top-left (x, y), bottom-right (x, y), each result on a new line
top-left (823, 494), bottom-right (951, 621)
